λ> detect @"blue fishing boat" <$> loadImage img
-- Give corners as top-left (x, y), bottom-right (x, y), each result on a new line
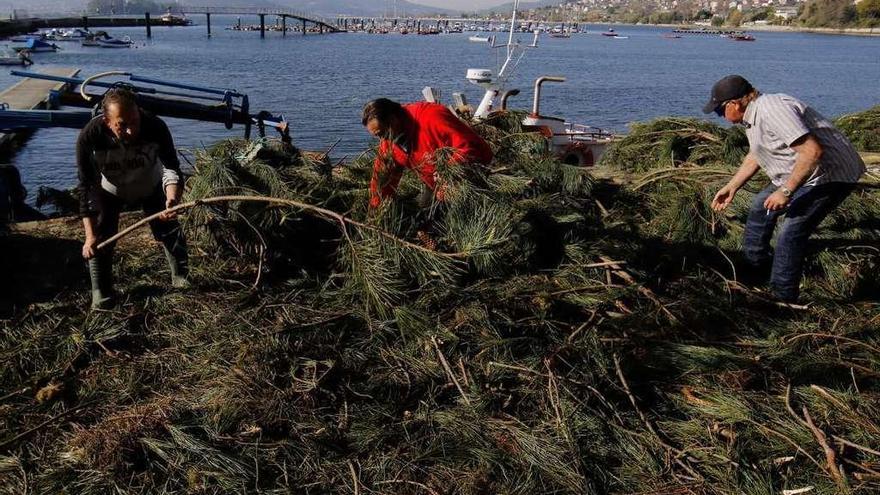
top-left (13, 39), bottom-right (59, 53)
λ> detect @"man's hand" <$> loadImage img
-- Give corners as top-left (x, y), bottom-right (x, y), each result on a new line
top-left (159, 184), bottom-right (180, 221)
top-left (82, 236), bottom-right (98, 260)
top-left (711, 185), bottom-right (737, 212)
top-left (763, 190), bottom-right (790, 211)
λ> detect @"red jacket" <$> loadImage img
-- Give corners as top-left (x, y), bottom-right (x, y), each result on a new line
top-left (370, 102), bottom-right (493, 208)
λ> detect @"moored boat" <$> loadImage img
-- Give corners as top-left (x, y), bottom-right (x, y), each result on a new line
top-left (82, 32), bottom-right (110, 47)
top-left (52, 29), bottom-right (91, 41)
top-left (0, 47), bottom-right (32, 66)
top-left (730, 33), bottom-right (756, 41)
top-left (9, 33), bottom-right (42, 43)
top-left (468, 35), bottom-right (492, 43)
top-left (13, 39), bottom-right (59, 53)
top-left (98, 36), bottom-right (133, 48)
top-left (159, 13), bottom-right (193, 26)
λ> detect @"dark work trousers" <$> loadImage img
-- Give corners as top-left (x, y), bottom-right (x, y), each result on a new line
top-left (743, 182), bottom-right (855, 302)
top-left (416, 184), bottom-right (446, 232)
top-left (91, 184), bottom-right (188, 286)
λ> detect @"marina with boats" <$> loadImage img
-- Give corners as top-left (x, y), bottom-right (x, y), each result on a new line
top-left (0, 2), bottom-right (878, 494)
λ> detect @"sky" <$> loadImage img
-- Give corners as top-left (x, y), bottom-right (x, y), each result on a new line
top-left (414, 0), bottom-right (509, 9)
top-left (5, 1), bottom-right (515, 13)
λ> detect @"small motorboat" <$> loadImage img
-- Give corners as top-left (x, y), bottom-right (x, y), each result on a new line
top-left (730, 33), bottom-right (756, 41)
top-left (663, 33), bottom-right (683, 39)
top-left (81, 32), bottom-right (110, 47)
top-left (159, 13), bottom-right (193, 26)
top-left (13, 39), bottom-right (60, 53)
top-left (10, 33), bottom-right (42, 43)
top-left (0, 47), bottom-right (32, 66)
top-left (55, 28), bottom-right (91, 41)
top-left (549, 31), bottom-right (571, 38)
top-left (601, 28), bottom-right (618, 37)
top-left (98, 36), bottom-right (133, 48)
top-left (468, 35), bottom-right (492, 43)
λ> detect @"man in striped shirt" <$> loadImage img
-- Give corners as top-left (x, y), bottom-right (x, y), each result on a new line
top-left (705, 75), bottom-right (865, 302)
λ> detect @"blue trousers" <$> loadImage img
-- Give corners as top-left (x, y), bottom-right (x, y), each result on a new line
top-left (743, 182), bottom-right (854, 302)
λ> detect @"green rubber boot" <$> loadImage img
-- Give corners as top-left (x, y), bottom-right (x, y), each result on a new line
top-left (88, 256), bottom-right (115, 310)
top-left (163, 244), bottom-right (190, 289)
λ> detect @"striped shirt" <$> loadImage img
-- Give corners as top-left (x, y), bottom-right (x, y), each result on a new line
top-left (742, 93), bottom-right (865, 187)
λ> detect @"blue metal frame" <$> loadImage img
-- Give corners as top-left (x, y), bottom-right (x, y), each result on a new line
top-left (1, 70), bottom-right (287, 139)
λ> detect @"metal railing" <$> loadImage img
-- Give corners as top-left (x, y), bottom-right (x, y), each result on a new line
top-left (179, 6), bottom-right (335, 29)
top-left (1, 4), bottom-right (338, 30)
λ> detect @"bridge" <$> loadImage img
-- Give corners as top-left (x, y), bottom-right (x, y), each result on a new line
top-left (178, 6), bottom-right (341, 36)
top-left (0, 4), bottom-right (341, 39)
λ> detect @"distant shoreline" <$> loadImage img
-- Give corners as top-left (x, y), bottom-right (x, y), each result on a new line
top-left (604, 21), bottom-right (880, 37)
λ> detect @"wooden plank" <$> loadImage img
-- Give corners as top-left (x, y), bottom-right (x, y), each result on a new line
top-left (0, 67), bottom-right (80, 153)
top-left (0, 67), bottom-right (81, 111)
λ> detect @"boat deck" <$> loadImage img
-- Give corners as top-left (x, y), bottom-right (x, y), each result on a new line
top-left (0, 67), bottom-right (80, 153)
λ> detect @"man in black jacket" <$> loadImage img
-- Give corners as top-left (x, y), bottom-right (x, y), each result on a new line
top-left (77, 88), bottom-right (189, 309)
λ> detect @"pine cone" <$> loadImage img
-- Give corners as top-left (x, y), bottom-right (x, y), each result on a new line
top-left (417, 230), bottom-right (437, 251)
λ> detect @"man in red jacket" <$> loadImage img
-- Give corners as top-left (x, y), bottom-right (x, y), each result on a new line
top-left (362, 98), bottom-right (493, 208)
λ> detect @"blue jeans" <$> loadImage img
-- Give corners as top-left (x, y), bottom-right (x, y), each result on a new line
top-left (743, 182), bottom-right (855, 302)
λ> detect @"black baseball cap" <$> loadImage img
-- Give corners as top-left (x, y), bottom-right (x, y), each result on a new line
top-left (702, 75), bottom-right (753, 114)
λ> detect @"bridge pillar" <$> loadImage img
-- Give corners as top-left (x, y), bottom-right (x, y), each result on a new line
top-left (82, 16), bottom-right (88, 30)
top-left (302, 18), bottom-right (306, 35)
top-left (319, 23), bottom-right (324, 34)
top-left (145, 12), bottom-right (152, 38)
top-left (206, 13), bottom-right (211, 37)
top-left (282, 16), bottom-right (286, 36)
top-left (260, 14), bottom-right (265, 38)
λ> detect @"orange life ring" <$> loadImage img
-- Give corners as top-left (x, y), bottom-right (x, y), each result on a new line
top-left (559, 141), bottom-right (595, 167)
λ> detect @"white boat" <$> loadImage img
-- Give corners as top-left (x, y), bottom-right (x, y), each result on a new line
top-left (55, 29), bottom-right (91, 41)
top-left (98, 36), bottom-right (133, 48)
top-left (0, 47), bottom-right (32, 66)
top-left (159, 13), bottom-right (193, 26)
top-left (468, 35), bottom-right (492, 43)
top-left (435, 0), bottom-right (616, 167)
top-left (82, 32), bottom-right (110, 47)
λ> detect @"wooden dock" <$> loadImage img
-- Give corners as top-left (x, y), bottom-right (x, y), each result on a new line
top-left (0, 67), bottom-right (80, 154)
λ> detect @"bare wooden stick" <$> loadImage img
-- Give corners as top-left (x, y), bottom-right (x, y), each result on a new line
top-left (0, 400), bottom-right (99, 449)
top-left (96, 195), bottom-right (466, 260)
top-left (347, 460), bottom-right (360, 495)
top-left (786, 384), bottom-right (880, 458)
top-left (803, 406), bottom-right (847, 488)
top-left (835, 437), bottom-right (880, 458)
top-left (782, 334), bottom-right (880, 355)
top-left (727, 284), bottom-right (812, 310)
top-left (431, 336), bottom-right (472, 407)
top-left (374, 480), bottom-right (441, 495)
top-left (613, 354), bottom-right (702, 480)
top-left (601, 257), bottom-right (678, 323)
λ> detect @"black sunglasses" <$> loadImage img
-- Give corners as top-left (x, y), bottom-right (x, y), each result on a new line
top-left (714, 100), bottom-right (732, 117)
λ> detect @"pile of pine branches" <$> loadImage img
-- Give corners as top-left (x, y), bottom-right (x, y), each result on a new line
top-left (835, 105), bottom-right (880, 153)
top-left (1, 111), bottom-right (879, 494)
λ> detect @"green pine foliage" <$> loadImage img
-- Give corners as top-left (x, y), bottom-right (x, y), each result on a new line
top-left (1, 110), bottom-right (879, 494)
top-left (835, 105), bottom-right (880, 152)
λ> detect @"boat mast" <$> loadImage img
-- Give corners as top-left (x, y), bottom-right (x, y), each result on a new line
top-left (474, 0), bottom-right (527, 118)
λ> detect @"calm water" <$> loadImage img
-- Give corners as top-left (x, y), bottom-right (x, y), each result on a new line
top-left (2, 21), bottom-right (879, 196)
